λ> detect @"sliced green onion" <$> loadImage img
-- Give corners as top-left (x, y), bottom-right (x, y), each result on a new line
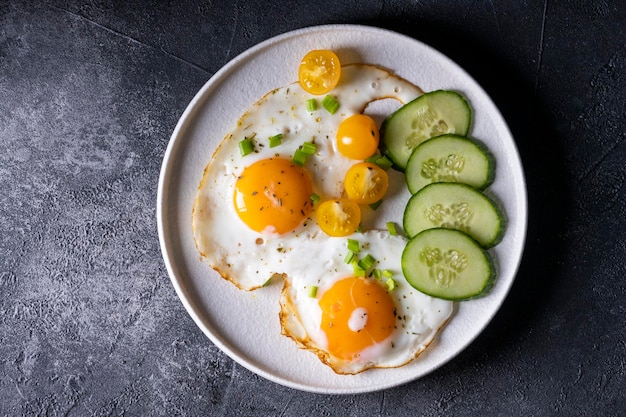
top-left (369, 199), bottom-right (383, 210)
top-left (322, 95), bottom-right (340, 114)
top-left (347, 239), bottom-right (360, 253)
top-left (386, 221), bottom-right (398, 236)
top-left (352, 260), bottom-right (366, 277)
top-left (310, 193), bottom-right (320, 205)
top-left (344, 250), bottom-right (355, 264)
top-left (385, 277), bottom-right (396, 292)
top-left (358, 254), bottom-right (376, 271)
top-left (372, 269), bottom-right (382, 279)
top-left (308, 285), bottom-right (318, 298)
top-left (374, 155), bottom-right (393, 170)
top-left (382, 269), bottom-right (393, 278)
top-left (365, 154), bottom-right (393, 170)
top-left (238, 138), bottom-right (254, 156)
top-left (268, 133), bottom-right (283, 148)
top-left (301, 141), bottom-right (317, 155)
top-left (262, 277), bottom-right (272, 287)
top-left (293, 142), bottom-right (316, 165)
top-left (306, 98), bottom-right (318, 112)
top-left (292, 148), bottom-right (308, 166)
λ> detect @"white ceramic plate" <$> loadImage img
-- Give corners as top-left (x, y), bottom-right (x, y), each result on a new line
top-left (157, 24), bottom-right (527, 394)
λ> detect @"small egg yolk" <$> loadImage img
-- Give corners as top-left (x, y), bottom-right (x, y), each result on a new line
top-left (318, 276), bottom-right (396, 361)
top-left (234, 157), bottom-right (313, 235)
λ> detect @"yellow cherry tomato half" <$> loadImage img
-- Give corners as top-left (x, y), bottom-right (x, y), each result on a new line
top-left (344, 162), bottom-right (389, 205)
top-left (298, 50), bottom-right (341, 95)
top-left (315, 198), bottom-right (361, 237)
top-left (336, 114), bottom-right (380, 160)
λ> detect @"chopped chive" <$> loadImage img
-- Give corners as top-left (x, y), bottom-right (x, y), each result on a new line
top-left (358, 254), bottom-right (376, 271)
top-left (386, 221), bottom-right (398, 236)
top-left (262, 277), bottom-right (272, 287)
top-left (308, 285), bottom-right (318, 298)
top-left (365, 154), bottom-right (393, 170)
top-left (382, 269), bottom-right (393, 278)
top-left (369, 199), bottom-right (383, 210)
top-left (352, 260), bottom-right (366, 277)
top-left (292, 148), bottom-right (308, 166)
top-left (268, 133), bottom-right (283, 148)
top-left (385, 277), bottom-right (396, 292)
top-left (306, 98), bottom-right (318, 112)
top-left (372, 268), bottom-right (382, 279)
top-left (310, 193), bottom-right (320, 205)
top-left (238, 138), bottom-right (254, 156)
top-left (375, 155), bottom-right (393, 170)
top-left (347, 239), bottom-right (360, 253)
top-left (322, 95), bottom-right (339, 114)
top-left (344, 250), bottom-right (355, 264)
top-left (301, 141), bottom-right (317, 155)
top-left (293, 142), bottom-right (316, 165)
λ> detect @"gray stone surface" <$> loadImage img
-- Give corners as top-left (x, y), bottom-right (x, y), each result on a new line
top-left (1, 1), bottom-right (624, 415)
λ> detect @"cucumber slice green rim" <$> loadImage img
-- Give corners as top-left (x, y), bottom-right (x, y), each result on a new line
top-left (380, 90), bottom-right (472, 171)
top-left (405, 134), bottom-right (496, 194)
top-left (403, 182), bottom-right (505, 248)
top-left (402, 228), bottom-right (495, 301)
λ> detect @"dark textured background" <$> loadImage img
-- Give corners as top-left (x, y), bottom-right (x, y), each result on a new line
top-left (1, 1), bottom-right (624, 415)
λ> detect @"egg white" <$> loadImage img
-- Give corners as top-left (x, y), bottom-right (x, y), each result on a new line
top-left (279, 230), bottom-right (453, 374)
top-left (192, 64), bottom-right (422, 290)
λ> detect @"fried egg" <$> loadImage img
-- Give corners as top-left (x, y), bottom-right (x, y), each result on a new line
top-left (191, 62), bottom-right (454, 374)
top-left (192, 64), bottom-right (422, 290)
top-left (279, 230), bottom-right (453, 374)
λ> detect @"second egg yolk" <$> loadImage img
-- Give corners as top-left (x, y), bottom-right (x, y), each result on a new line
top-left (318, 276), bottom-right (396, 361)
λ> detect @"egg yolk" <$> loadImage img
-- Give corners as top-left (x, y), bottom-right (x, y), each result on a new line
top-left (336, 114), bottom-right (380, 160)
top-left (319, 276), bottom-right (396, 361)
top-left (234, 158), bottom-right (313, 234)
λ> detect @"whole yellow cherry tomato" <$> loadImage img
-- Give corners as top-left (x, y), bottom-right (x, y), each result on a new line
top-left (336, 114), bottom-right (380, 160)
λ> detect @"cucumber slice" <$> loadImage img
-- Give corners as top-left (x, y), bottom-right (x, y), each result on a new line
top-left (380, 90), bottom-right (472, 171)
top-left (403, 182), bottom-right (504, 248)
top-left (402, 228), bottom-right (495, 300)
top-left (405, 134), bottom-right (495, 193)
